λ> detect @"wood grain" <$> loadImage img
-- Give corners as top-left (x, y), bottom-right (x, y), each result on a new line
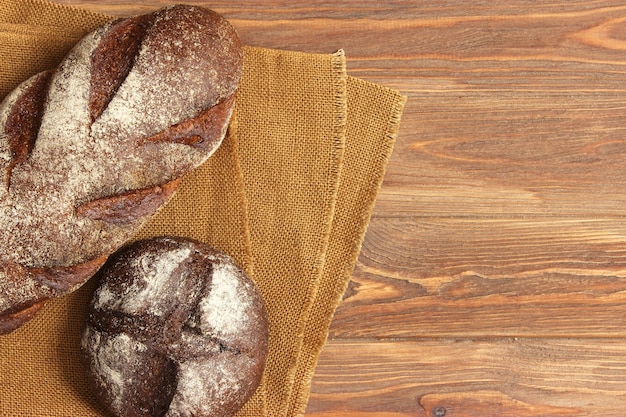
top-left (330, 217), bottom-right (626, 338)
top-left (378, 90), bottom-right (626, 217)
top-left (47, 1), bottom-right (626, 415)
top-left (307, 339), bottom-right (626, 417)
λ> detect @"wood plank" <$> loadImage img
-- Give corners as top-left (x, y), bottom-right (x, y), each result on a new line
top-left (375, 89), bottom-right (626, 217)
top-left (306, 339), bottom-right (626, 417)
top-left (330, 217), bottom-right (626, 338)
top-left (49, 1), bottom-right (626, 67)
top-left (50, 1), bottom-right (626, 17)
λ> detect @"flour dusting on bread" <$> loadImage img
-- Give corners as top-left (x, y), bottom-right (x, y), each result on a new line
top-left (95, 246), bottom-right (193, 315)
top-left (81, 237), bottom-right (268, 417)
top-left (200, 261), bottom-right (251, 337)
top-left (0, 5), bottom-right (243, 333)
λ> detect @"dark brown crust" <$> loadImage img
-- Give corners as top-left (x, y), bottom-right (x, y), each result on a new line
top-left (143, 93), bottom-right (236, 150)
top-left (0, 255), bottom-right (108, 333)
top-left (81, 237), bottom-right (269, 417)
top-left (0, 300), bottom-right (46, 334)
top-left (89, 15), bottom-right (152, 123)
top-left (29, 255), bottom-right (109, 292)
top-left (118, 348), bottom-right (177, 417)
top-left (4, 70), bottom-right (53, 190)
top-left (75, 178), bottom-right (181, 225)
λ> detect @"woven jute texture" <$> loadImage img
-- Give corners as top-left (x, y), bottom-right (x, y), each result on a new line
top-left (0, 1), bottom-right (407, 416)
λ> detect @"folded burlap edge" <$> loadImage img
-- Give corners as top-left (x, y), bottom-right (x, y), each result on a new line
top-left (288, 76), bottom-right (407, 416)
top-left (274, 47), bottom-right (348, 417)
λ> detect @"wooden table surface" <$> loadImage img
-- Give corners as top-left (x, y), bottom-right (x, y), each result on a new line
top-left (52, 1), bottom-right (626, 416)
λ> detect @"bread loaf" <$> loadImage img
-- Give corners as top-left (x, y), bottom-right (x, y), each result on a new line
top-left (0, 5), bottom-right (243, 334)
top-left (81, 237), bottom-right (268, 417)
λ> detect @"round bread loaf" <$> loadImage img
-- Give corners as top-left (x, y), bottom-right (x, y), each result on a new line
top-left (81, 237), bottom-right (268, 417)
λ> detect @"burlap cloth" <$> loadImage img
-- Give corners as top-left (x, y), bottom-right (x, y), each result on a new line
top-left (0, 1), bottom-right (406, 416)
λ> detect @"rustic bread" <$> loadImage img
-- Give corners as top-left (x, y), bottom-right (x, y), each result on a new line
top-left (81, 236), bottom-right (269, 417)
top-left (0, 5), bottom-right (242, 334)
